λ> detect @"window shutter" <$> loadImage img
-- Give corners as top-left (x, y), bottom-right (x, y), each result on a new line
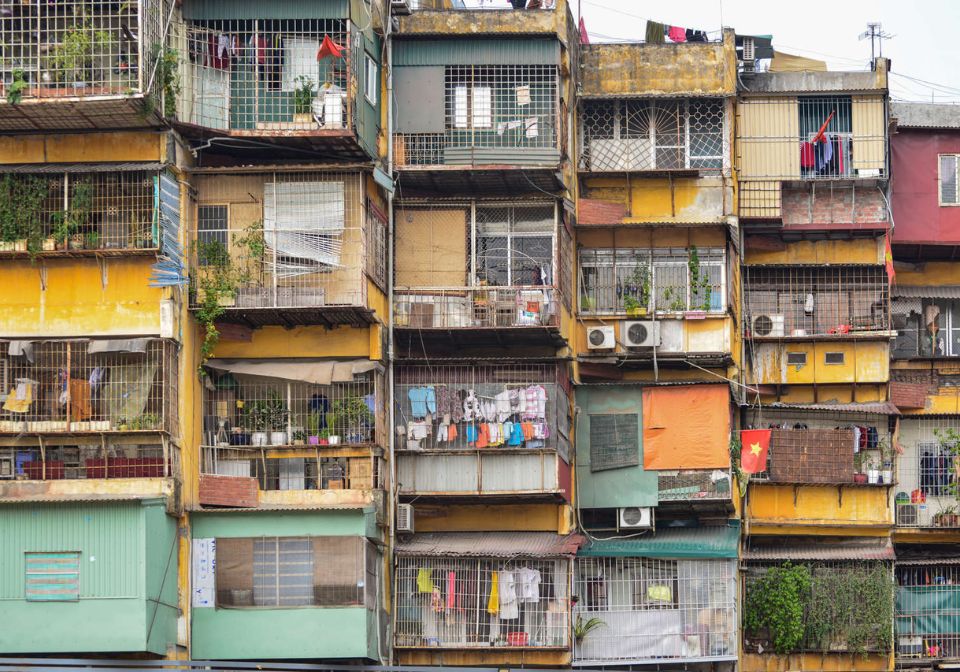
top-left (25, 551), bottom-right (80, 601)
top-left (589, 413), bottom-right (640, 472)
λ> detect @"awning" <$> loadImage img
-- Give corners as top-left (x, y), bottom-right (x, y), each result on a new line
top-left (578, 523), bottom-right (740, 560)
top-left (395, 532), bottom-right (585, 558)
top-left (761, 401), bottom-right (900, 416)
top-left (894, 285), bottom-right (960, 299)
top-left (0, 162), bottom-right (165, 174)
top-left (205, 359), bottom-right (383, 385)
top-left (744, 536), bottom-right (894, 561)
top-left (88, 338), bottom-right (150, 354)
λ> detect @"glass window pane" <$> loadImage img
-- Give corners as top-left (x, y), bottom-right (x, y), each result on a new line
top-left (511, 205), bottom-right (554, 234)
top-left (515, 236), bottom-right (552, 285)
top-left (477, 236), bottom-right (508, 285)
top-left (454, 86), bottom-right (468, 129)
top-left (941, 155), bottom-right (958, 204)
top-left (473, 86), bottom-right (492, 129)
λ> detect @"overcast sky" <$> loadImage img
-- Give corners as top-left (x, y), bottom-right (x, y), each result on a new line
top-left (572, 0), bottom-right (960, 103)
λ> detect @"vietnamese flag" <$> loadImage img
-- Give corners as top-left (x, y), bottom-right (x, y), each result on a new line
top-left (740, 429), bottom-right (772, 474)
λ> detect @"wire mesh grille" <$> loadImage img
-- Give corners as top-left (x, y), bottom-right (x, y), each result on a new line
top-left (579, 99), bottom-right (725, 172)
top-left (896, 418), bottom-right (960, 529)
top-left (893, 298), bottom-right (960, 358)
top-left (0, 438), bottom-right (179, 481)
top-left (394, 363), bottom-right (570, 458)
top-left (573, 558), bottom-right (737, 663)
top-left (0, 0), bottom-right (170, 99)
top-left (896, 563), bottom-right (960, 660)
top-left (0, 171), bottom-right (158, 251)
top-left (394, 556), bottom-right (571, 649)
top-left (189, 171), bottom-right (368, 309)
top-left (394, 65), bottom-right (558, 166)
top-left (744, 266), bottom-right (889, 337)
top-left (0, 339), bottom-right (176, 435)
top-left (175, 19), bottom-right (352, 132)
top-left (579, 247), bottom-right (726, 314)
top-left (393, 202), bottom-right (566, 328)
top-left (215, 536), bottom-right (376, 609)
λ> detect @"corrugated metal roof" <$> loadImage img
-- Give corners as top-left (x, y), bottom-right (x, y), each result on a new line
top-left (744, 536), bottom-right (894, 561)
top-left (578, 523), bottom-right (740, 559)
top-left (182, 0), bottom-right (348, 20)
top-left (394, 39), bottom-right (560, 66)
top-left (892, 102), bottom-right (960, 130)
top-left (0, 493), bottom-right (153, 504)
top-left (0, 162), bottom-right (165, 174)
top-left (395, 532), bottom-right (585, 558)
top-left (763, 401), bottom-right (900, 415)
top-left (896, 545), bottom-right (960, 565)
top-left (894, 285), bottom-right (960, 299)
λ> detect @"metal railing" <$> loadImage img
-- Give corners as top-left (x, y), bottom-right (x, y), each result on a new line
top-left (201, 447), bottom-right (383, 492)
top-left (0, 170), bottom-right (158, 253)
top-left (0, 442), bottom-right (179, 481)
top-left (395, 287), bottom-right (561, 329)
top-left (406, 0), bottom-right (557, 10)
top-left (0, 339), bottom-right (178, 435)
top-left (1, 0), bottom-right (169, 101)
top-left (175, 19), bottom-right (354, 132)
top-left (896, 563), bottom-right (960, 660)
top-left (895, 436), bottom-right (960, 528)
top-left (658, 469), bottom-right (734, 502)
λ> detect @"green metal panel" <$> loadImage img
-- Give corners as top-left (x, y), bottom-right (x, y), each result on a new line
top-left (183, 0), bottom-right (348, 20)
top-left (354, 27), bottom-right (382, 160)
top-left (192, 606), bottom-right (377, 660)
top-left (575, 386), bottom-right (659, 509)
top-left (191, 508), bottom-right (376, 539)
top-left (394, 39), bottom-right (560, 66)
top-left (578, 522), bottom-right (741, 559)
top-left (143, 502), bottom-right (179, 655)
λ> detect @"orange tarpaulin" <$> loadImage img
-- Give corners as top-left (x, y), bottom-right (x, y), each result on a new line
top-left (642, 384), bottom-right (731, 469)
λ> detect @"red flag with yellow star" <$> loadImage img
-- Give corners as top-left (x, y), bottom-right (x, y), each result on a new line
top-left (740, 429), bottom-right (772, 474)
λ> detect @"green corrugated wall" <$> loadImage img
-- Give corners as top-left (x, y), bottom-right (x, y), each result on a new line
top-left (394, 38), bottom-right (561, 66)
top-left (183, 0), bottom-right (348, 20)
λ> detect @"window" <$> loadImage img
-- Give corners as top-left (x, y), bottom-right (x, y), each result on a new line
top-left (475, 205), bottom-right (554, 286)
top-left (912, 300), bottom-right (960, 357)
top-left (453, 85), bottom-right (493, 130)
top-left (364, 55), bottom-right (378, 106)
top-left (196, 205), bottom-right (228, 266)
top-left (263, 181), bottom-right (345, 267)
top-left (25, 551), bottom-right (80, 602)
top-left (365, 202), bottom-right (388, 290)
top-left (282, 38), bottom-right (320, 92)
top-left (918, 442), bottom-right (955, 497)
top-left (579, 247), bottom-right (725, 314)
top-left (214, 536), bottom-right (371, 608)
top-left (824, 352), bottom-right (845, 365)
top-left (786, 352), bottom-right (807, 366)
top-left (798, 96), bottom-right (853, 178)
top-left (589, 413), bottom-right (640, 472)
top-left (940, 155), bottom-right (959, 205)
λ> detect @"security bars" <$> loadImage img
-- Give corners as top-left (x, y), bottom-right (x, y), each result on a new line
top-left (394, 557), bottom-right (571, 649)
top-left (896, 562), bottom-right (960, 660)
top-left (0, 0), bottom-right (169, 99)
top-left (394, 65), bottom-right (559, 167)
top-left (573, 558), bottom-right (737, 664)
top-left (0, 439), bottom-right (179, 481)
top-left (896, 419), bottom-right (960, 529)
top-left (406, 0), bottom-right (558, 9)
top-left (579, 99), bottom-right (725, 173)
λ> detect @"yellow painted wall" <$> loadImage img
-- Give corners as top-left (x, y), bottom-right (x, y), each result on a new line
top-left (896, 261), bottom-right (960, 286)
top-left (748, 340), bottom-right (890, 386)
top-left (0, 258), bottom-right (163, 337)
top-left (745, 238), bottom-right (883, 266)
top-left (852, 95), bottom-right (887, 173)
top-left (212, 325), bottom-right (376, 360)
top-left (575, 316), bottom-right (731, 356)
top-left (413, 504), bottom-right (565, 533)
top-left (740, 653), bottom-right (890, 671)
top-left (0, 131), bottom-right (165, 164)
top-left (582, 176), bottom-right (733, 224)
top-left (755, 383), bottom-right (887, 405)
top-left (577, 226), bottom-right (726, 249)
top-left (736, 97), bottom-right (799, 182)
top-left (746, 483), bottom-right (893, 529)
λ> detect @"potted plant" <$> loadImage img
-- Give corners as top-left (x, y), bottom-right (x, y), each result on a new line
top-left (866, 455), bottom-right (880, 485)
top-left (622, 262), bottom-right (650, 317)
top-left (261, 390), bottom-right (289, 445)
top-left (6, 69), bottom-right (28, 105)
top-left (245, 401), bottom-right (269, 446)
top-left (331, 396), bottom-right (374, 444)
top-left (47, 21), bottom-right (113, 89)
top-left (84, 231), bottom-right (100, 250)
top-left (573, 614), bottom-right (605, 647)
top-left (307, 410), bottom-right (324, 445)
top-left (292, 75), bottom-right (317, 124)
top-left (292, 429), bottom-right (306, 446)
top-left (688, 245), bottom-right (713, 313)
top-left (879, 438), bottom-right (894, 485)
top-left (853, 452), bottom-right (868, 484)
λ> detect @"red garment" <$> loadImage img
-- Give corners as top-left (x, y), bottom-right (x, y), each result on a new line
top-left (254, 36), bottom-right (267, 65)
top-left (668, 25), bottom-right (687, 42)
top-left (317, 35), bottom-right (344, 60)
top-left (579, 16), bottom-right (590, 45)
top-left (476, 424), bottom-right (490, 449)
top-left (800, 142), bottom-right (815, 168)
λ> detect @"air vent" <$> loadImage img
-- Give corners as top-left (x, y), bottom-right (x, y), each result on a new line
top-left (396, 504), bottom-right (414, 533)
top-left (621, 321), bottom-right (660, 348)
top-left (752, 314), bottom-right (785, 337)
top-left (587, 326), bottom-right (615, 350)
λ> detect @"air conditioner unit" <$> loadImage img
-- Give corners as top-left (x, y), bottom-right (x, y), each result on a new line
top-left (586, 325), bottom-right (615, 350)
top-left (390, 0), bottom-right (412, 15)
top-left (397, 503), bottom-right (414, 533)
top-left (618, 506), bottom-right (653, 529)
top-left (622, 321), bottom-right (660, 348)
top-left (0, 455), bottom-right (12, 479)
top-left (751, 314), bottom-right (785, 338)
top-left (897, 635), bottom-right (923, 657)
top-left (742, 37), bottom-right (756, 62)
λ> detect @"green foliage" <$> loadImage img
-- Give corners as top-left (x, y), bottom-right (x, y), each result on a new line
top-left (129, 413), bottom-right (160, 430)
top-left (804, 563), bottom-right (893, 656)
top-left (48, 21), bottom-right (113, 83)
top-left (573, 615), bottom-right (606, 644)
top-left (293, 75), bottom-right (316, 115)
top-left (688, 245), bottom-right (713, 311)
top-left (154, 46), bottom-right (181, 117)
top-left (0, 175), bottom-right (48, 248)
top-left (744, 562), bottom-right (811, 654)
top-left (192, 240), bottom-right (251, 375)
top-left (6, 69), bottom-right (28, 105)
top-left (245, 390), bottom-right (289, 432)
top-left (622, 261), bottom-right (650, 312)
top-left (729, 435), bottom-right (748, 497)
top-left (936, 427), bottom-right (960, 499)
top-left (330, 396), bottom-right (373, 438)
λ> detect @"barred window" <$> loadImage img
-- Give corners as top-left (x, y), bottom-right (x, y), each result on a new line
top-left (215, 536), bottom-right (373, 609)
top-left (579, 247), bottom-right (725, 314)
top-left (941, 155), bottom-right (959, 205)
top-left (197, 205), bottom-right (228, 266)
top-left (589, 413), bottom-right (639, 472)
top-left (476, 205), bottom-right (555, 287)
top-left (365, 202), bottom-right (388, 291)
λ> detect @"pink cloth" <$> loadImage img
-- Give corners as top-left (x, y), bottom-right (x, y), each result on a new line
top-left (447, 571), bottom-right (456, 610)
top-left (668, 25), bottom-right (687, 42)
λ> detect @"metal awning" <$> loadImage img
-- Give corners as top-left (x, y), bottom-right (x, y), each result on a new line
top-left (0, 162), bottom-right (165, 174)
top-left (395, 532), bottom-right (585, 558)
top-left (759, 401), bottom-right (900, 415)
top-left (578, 523), bottom-right (740, 560)
top-left (894, 285), bottom-right (960, 299)
top-left (744, 536), bottom-right (894, 561)
top-left (204, 359), bottom-right (383, 385)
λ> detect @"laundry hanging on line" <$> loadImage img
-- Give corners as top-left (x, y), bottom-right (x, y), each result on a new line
top-left (646, 20), bottom-right (710, 44)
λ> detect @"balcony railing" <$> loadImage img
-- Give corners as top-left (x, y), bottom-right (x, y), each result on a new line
top-left (0, 0), bottom-right (168, 103)
top-left (395, 286), bottom-right (562, 329)
top-left (177, 20), bottom-right (357, 134)
top-left (744, 266), bottom-right (889, 338)
top-left (394, 555), bottom-right (571, 649)
top-left (0, 170), bottom-right (159, 255)
top-left (579, 99), bottom-right (726, 173)
top-left (0, 339), bottom-right (177, 435)
top-left (405, 0), bottom-right (557, 10)
top-left (895, 440), bottom-right (960, 528)
top-left (896, 563), bottom-right (960, 660)
top-left (189, 172), bottom-right (380, 318)
top-left (202, 446), bottom-right (383, 492)
top-left (748, 428), bottom-right (893, 486)
top-left (574, 557), bottom-right (737, 664)
top-left (658, 469), bottom-right (734, 503)
top-left (0, 442), bottom-right (179, 481)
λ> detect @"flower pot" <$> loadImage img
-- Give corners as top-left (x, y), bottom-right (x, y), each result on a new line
top-left (882, 469), bottom-right (893, 484)
top-left (626, 307), bottom-right (644, 318)
top-left (328, 435), bottom-right (341, 446)
top-left (14, 239), bottom-right (27, 252)
top-left (868, 469), bottom-right (880, 484)
top-left (293, 112), bottom-right (313, 124)
top-left (308, 435), bottom-right (320, 445)
top-left (251, 431), bottom-right (268, 446)
top-left (318, 438), bottom-right (329, 446)
top-left (853, 472), bottom-right (867, 484)
top-left (684, 310), bottom-right (706, 320)
top-left (269, 431), bottom-right (287, 446)
top-left (229, 431), bottom-right (250, 446)
top-left (68, 234), bottom-right (84, 250)
top-left (42, 237), bottom-right (56, 251)
top-left (293, 439), bottom-right (304, 446)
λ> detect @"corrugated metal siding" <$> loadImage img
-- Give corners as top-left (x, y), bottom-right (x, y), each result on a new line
top-left (183, 0), bottom-right (348, 20)
top-left (443, 147), bottom-right (562, 166)
top-left (395, 532), bottom-right (584, 557)
top-left (397, 454), bottom-right (478, 493)
top-left (578, 524), bottom-right (740, 559)
top-left (482, 453), bottom-right (558, 492)
top-left (0, 501), bottom-right (144, 600)
top-left (396, 453), bottom-right (560, 494)
top-left (744, 537), bottom-right (894, 561)
top-left (394, 39), bottom-right (560, 66)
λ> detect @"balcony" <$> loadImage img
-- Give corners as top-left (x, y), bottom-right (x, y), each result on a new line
top-left (188, 170), bottom-right (384, 327)
top-left (0, 0), bottom-right (167, 132)
top-left (395, 363), bottom-right (571, 500)
top-left (579, 99), bottom-right (727, 175)
top-left (895, 438), bottom-right (960, 530)
top-left (197, 359), bottom-right (384, 509)
top-left (896, 557), bottom-right (960, 663)
top-left (174, 18), bottom-right (379, 159)
top-left (0, 167), bottom-right (162, 258)
top-left (657, 469), bottom-right (734, 510)
top-left (393, 202), bottom-right (570, 351)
